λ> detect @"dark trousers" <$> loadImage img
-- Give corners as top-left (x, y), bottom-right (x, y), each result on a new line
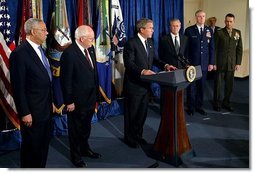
top-left (187, 70), bottom-right (207, 110)
top-left (20, 119), bottom-right (51, 168)
top-left (67, 107), bottom-right (94, 161)
top-left (124, 93), bottom-right (148, 143)
top-left (213, 71), bottom-right (234, 107)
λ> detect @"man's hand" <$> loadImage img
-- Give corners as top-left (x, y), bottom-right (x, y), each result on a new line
top-left (235, 65), bottom-right (240, 71)
top-left (208, 64), bottom-right (214, 71)
top-left (142, 69), bottom-right (156, 75)
top-left (165, 64), bottom-right (177, 71)
top-left (67, 103), bottom-right (75, 112)
top-left (22, 114), bottom-right (32, 127)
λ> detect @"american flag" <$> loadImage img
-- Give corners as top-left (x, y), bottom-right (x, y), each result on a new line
top-left (0, 0), bottom-right (20, 129)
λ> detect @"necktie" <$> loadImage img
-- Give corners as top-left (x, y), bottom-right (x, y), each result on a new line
top-left (145, 40), bottom-right (149, 56)
top-left (174, 36), bottom-right (179, 54)
top-left (200, 27), bottom-right (203, 35)
top-left (228, 30), bottom-right (232, 37)
top-left (84, 49), bottom-right (93, 68)
top-left (38, 46), bottom-right (52, 81)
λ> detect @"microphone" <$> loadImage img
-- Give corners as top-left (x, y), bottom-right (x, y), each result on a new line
top-left (178, 53), bottom-right (190, 67)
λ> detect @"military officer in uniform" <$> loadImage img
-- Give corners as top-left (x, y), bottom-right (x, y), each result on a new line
top-left (213, 13), bottom-right (243, 112)
top-left (184, 10), bottom-right (215, 116)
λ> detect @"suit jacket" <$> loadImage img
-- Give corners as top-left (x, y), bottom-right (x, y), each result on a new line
top-left (215, 27), bottom-right (243, 71)
top-left (213, 26), bottom-right (221, 35)
top-left (10, 41), bottom-right (53, 123)
top-left (159, 34), bottom-right (188, 68)
top-left (60, 42), bottom-right (99, 110)
top-left (184, 25), bottom-right (215, 71)
top-left (123, 36), bottom-right (166, 95)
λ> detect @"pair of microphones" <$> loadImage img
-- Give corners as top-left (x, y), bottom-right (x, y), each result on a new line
top-left (177, 53), bottom-right (190, 68)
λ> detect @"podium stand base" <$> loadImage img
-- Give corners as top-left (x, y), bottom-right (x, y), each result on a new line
top-left (148, 149), bottom-right (196, 167)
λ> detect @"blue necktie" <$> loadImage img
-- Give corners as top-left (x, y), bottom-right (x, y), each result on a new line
top-left (200, 27), bottom-right (203, 35)
top-left (145, 40), bottom-right (149, 56)
top-left (38, 46), bottom-right (52, 81)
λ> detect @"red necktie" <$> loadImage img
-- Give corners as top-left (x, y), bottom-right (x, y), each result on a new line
top-left (84, 49), bottom-right (93, 68)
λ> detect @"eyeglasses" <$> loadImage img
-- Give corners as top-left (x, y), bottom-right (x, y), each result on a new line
top-left (83, 36), bottom-right (95, 42)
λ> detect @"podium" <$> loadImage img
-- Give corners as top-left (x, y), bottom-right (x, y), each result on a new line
top-left (141, 66), bottom-right (202, 167)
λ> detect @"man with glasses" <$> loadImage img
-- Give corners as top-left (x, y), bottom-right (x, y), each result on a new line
top-left (60, 25), bottom-right (101, 168)
top-left (10, 18), bottom-right (54, 168)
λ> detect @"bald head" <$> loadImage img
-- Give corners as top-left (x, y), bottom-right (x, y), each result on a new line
top-left (75, 25), bottom-right (94, 39)
top-left (75, 25), bottom-right (95, 49)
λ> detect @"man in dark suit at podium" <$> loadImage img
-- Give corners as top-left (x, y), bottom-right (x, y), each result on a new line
top-left (123, 18), bottom-right (176, 148)
top-left (184, 10), bottom-right (215, 116)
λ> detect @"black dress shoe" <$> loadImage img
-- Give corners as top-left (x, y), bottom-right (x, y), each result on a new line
top-left (71, 160), bottom-right (87, 168)
top-left (213, 106), bottom-right (221, 112)
top-left (186, 109), bottom-right (194, 116)
top-left (124, 140), bottom-right (140, 148)
top-left (83, 149), bottom-right (102, 159)
top-left (196, 108), bottom-right (207, 115)
top-left (138, 138), bottom-right (147, 145)
top-left (222, 105), bottom-right (234, 112)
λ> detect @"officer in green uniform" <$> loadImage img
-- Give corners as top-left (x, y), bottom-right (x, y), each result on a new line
top-left (213, 13), bottom-right (243, 112)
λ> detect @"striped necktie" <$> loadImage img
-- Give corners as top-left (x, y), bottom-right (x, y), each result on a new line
top-left (84, 49), bottom-right (94, 68)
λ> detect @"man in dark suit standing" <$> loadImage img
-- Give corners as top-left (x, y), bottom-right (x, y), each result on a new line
top-left (123, 18), bottom-right (176, 148)
top-left (10, 18), bottom-right (54, 168)
top-left (159, 18), bottom-right (188, 68)
top-left (206, 16), bottom-right (221, 80)
top-left (60, 25), bottom-right (101, 168)
top-left (207, 17), bottom-right (221, 35)
top-left (184, 10), bottom-right (215, 116)
top-left (159, 18), bottom-right (189, 115)
top-left (213, 13), bottom-right (243, 112)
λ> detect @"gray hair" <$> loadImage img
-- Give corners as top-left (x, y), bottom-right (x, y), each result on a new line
top-left (24, 18), bottom-right (44, 35)
top-left (136, 18), bottom-right (153, 33)
top-left (75, 25), bottom-right (93, 39)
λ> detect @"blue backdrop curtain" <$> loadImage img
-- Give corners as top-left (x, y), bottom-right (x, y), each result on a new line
top-left (120, 0), bottom-right (183, 51)
top-left (119, 0), bottom-right (183, 96)
top-left (1, 0), bottom-right (183, 151)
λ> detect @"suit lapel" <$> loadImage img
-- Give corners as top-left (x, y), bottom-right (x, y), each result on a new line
top-left (194, 25), bottom-right (201, 38)
top-left (25, 41), bottom-right (50, 78)
top-left (179, 35), bottom-right (185, 54)
top-left (222, 27), bottom-right (231, 38)
top-left (167, 34), bottom-right (180, 55)
top-left (74, 43), bottom-right (94, 71)
top-left (231, 29), bottom-right (237, 39)
top-left (136, 37), bottom-right (148, 63)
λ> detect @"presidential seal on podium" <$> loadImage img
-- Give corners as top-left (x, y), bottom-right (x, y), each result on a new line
top-left (186, 66), bottom-right (196, 82)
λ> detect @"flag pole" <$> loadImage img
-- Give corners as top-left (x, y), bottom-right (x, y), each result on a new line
top-left (110, 0), bottom-right (117, 99)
